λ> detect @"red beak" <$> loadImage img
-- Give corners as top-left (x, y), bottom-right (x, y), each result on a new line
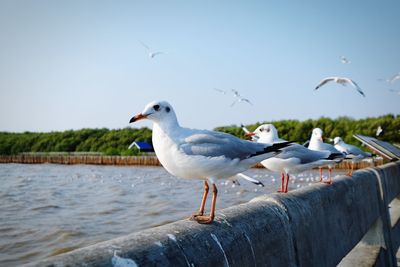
top-left (129, 113), bottom-right (147, 123)
top-left (245, 132), bottom-right (256, 137)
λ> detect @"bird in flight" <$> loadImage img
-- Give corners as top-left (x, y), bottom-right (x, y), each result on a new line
top-left (378, 72), bottom-right (400, 84)
top-left (340, 56), bottom-right (351, 64)
top-left (139, 40), bottom-right (164, 59)
top-left (230, 89), bottom-right (253, 107)
top-left (314, 76), bottom-right (365, 97)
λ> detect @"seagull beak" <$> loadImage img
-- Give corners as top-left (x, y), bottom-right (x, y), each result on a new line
top-left (245, 132), bottom-right (256, 137)
top-left (129, 113), bottom-right (147, 123)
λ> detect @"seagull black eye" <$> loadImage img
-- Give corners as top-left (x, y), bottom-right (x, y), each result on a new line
top-left (153, 105), bottom-right (160, 111)
top-left (166, 107), bottom-right (170, 112)
top-left (260, 128), bottom-right (264, 132)
top-left (266, 128), bottom-right (270, 132)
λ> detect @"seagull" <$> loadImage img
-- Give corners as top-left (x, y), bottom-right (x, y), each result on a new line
top-left (231, 89), bottom-right (253, 107)
top-left (139, 40), bottom-right (164, 59)
top-left (246, 124), bottom-right (343, 192)
top-left (333, 137), bottom-right (372, 176)
top-left (376, 125), bottom-right (383, 136)
top-left (341, 56), bottom-right (351, 64)
top-left (308, 128), bottom-right (345, 184)
top-left (129, 100), bottom-right (291, 224)
top-left (388, 73), bottom-right (400, 84)
top-left (388, 89), bottom-right (400, 95)
top-left (314, 77), bottom-right (365, 97)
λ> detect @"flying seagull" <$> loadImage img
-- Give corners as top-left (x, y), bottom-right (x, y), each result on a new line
top-left (139, 40), bottom-right (164, 59)
top-left (315, 76), bottom-right (365, 97)
top-left (340, 56), bottom-right (351, 64)
top-left (231, 89), bottom-right (253, 107)
top-left (213, 88), bottom-right (227, 94)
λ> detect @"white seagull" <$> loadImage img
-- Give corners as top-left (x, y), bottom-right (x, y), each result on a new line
top-left (247, 124), bottom-right (343, 192)
top-left (139, 40), bottom-right (164, 59)
top-left (341, 56), bottom-right (351, 64)
top-left (315, 77), bottom-right (365, 97)
top-left (376, 125), bottom-right (383, 136)
top-left (333, 137), bottom-right (372, 176)
top-left (308, 128), bottom-right (345, 184)
top-left (213, 88), bottom-right (227, 95)
top-left (129, 100), bottom-right (291, 224)
top-left (231, 89), bottom-right (253, 107)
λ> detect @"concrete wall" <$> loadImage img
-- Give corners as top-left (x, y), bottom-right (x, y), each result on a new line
top-left (24, 162), bottom-right (400, 267)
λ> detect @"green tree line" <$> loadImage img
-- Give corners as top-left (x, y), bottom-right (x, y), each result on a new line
top-left (0, 114), bottom-right (398, 155)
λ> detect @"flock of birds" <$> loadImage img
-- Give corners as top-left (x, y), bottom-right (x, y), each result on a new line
top-left (129, 100), bottom-right (374, 224)
top-left (133, 45), bottom-right (396, 223)
top-left (138, 44), bottom-right (400, 103)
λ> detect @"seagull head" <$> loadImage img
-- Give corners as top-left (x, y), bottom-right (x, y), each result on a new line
top-left (333, 137), bottom-right (343, 145)
top-left (248, 124), bottom-right (279, 143)
top-left (129, 100), bottom-right (177, 125)
top-left (311, 128), bottom-right (324, 142)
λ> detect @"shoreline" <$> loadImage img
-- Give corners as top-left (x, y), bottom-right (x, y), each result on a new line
top-left (0, 155), bottom-right (384, 169)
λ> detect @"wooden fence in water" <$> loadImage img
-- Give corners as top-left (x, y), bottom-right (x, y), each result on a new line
top-left (0, 154), bottom-right (385, 170)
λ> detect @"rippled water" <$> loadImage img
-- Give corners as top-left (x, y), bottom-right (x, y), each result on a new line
top-left (0, 164), bottom-right (345, 266)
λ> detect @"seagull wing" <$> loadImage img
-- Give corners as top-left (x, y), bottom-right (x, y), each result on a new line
top-left (181, 130), bottom-right (289, 160)
top-left (214, 88), bottom-right (226, 94)
top-left (241, 98), bottom-right (253, 105)
top-left (347, 79), bottom-right (365, 97)
top-left (138, 40), bottom-right (150, 50)
top-left (151, 51), bottom-right (164, 58)
top-left (315, 77), bottom-right (335, 90)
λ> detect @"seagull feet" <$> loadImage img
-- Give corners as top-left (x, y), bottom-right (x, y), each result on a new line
top-left (346, 172), bottom-right (353, 177)
top-left (189, 211), bottom-right (204, 220)
top-left (193, 215), bottom-right (214, 224)
top-left (323, 180), bottom-right (333, 185)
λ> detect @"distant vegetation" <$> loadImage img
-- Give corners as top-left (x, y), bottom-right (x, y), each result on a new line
top-left (0, 115), bottom-right (398, 155)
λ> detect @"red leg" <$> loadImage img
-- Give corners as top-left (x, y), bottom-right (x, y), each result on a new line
top-left (194, 183), bottom-right (217, 224)
top-left (284, 173), bottom-right (290, 193)
top-left (190, 181), bottom-right (209, 219)
top-left (319, 168), bottom-right (323, 182)
top-left (324, 167), bottom-right (333, 184)
top-left (346, 163), bottom-right (354, 176)
top-left (278, 173), bottom-right (285, 192)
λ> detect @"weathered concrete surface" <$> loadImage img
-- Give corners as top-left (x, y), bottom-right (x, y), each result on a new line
top-left (23, 162), bottom-right (400, 267)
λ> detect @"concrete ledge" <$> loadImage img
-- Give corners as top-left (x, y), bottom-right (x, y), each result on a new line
top-left (24, 162), bottom-right (400, 267)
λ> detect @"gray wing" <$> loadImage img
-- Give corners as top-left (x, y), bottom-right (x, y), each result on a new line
top-left (315, 77), bottom-right (334, 90)
top-left (348, 79), bottom-right (365, 97)
top-left (139, 40), bottom-right (150, 50)
top-left (181, 130), bottom-right (279, 160)
top-left (320, 142), bottom-right (342, 154)
top-left (344, 143), bottom-right (371, 157)
top-left (276, 144), bottom-right (330, 164)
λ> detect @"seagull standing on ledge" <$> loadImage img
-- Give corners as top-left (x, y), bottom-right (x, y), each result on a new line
top-left (314, 77), bottom-right (365, 97)
top-left (308, 128), bottom-right (344, 184)
top-left (246, 124), bottom-right (343, 192)
top-left (333, 137), bottom-right (372, 176)
top-left (129, 101), bottom-right (291, 224)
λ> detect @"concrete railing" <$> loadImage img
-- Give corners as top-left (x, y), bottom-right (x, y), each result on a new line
top-left (24, 162), bottom-right (400, 267)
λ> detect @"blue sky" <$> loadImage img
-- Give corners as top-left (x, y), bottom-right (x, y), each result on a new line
top-left (0, 1), bottom-right (399, 132)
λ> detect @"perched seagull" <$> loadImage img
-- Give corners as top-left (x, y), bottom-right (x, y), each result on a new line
top-left (376, 125), bottom-right (383, 137)
top-left (139, 40), bottom-right (164, 59)
top-left (308, 128), bottom-right (345, 184)
top-left (314, 77), bottom-right (365, 97)
top-left (333, 137), bottom-right (372, 176)
top-left (341, 56), bottom-right (351, 64)
top-left (231, 89), bottom-right (253, 107)
top-left (247, 124), bottom-right (343, 192)
top-left (129, 100), bottom-right (291, 224)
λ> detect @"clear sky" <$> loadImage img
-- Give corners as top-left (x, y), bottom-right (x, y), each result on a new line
top-left (0, 1), bottom-right (399, 132)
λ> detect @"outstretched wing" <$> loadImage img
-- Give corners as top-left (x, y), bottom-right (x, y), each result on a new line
top-left (315, 77), bottom-right (335, 90)
top-left (347, 79), bottom-right (365, 97)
